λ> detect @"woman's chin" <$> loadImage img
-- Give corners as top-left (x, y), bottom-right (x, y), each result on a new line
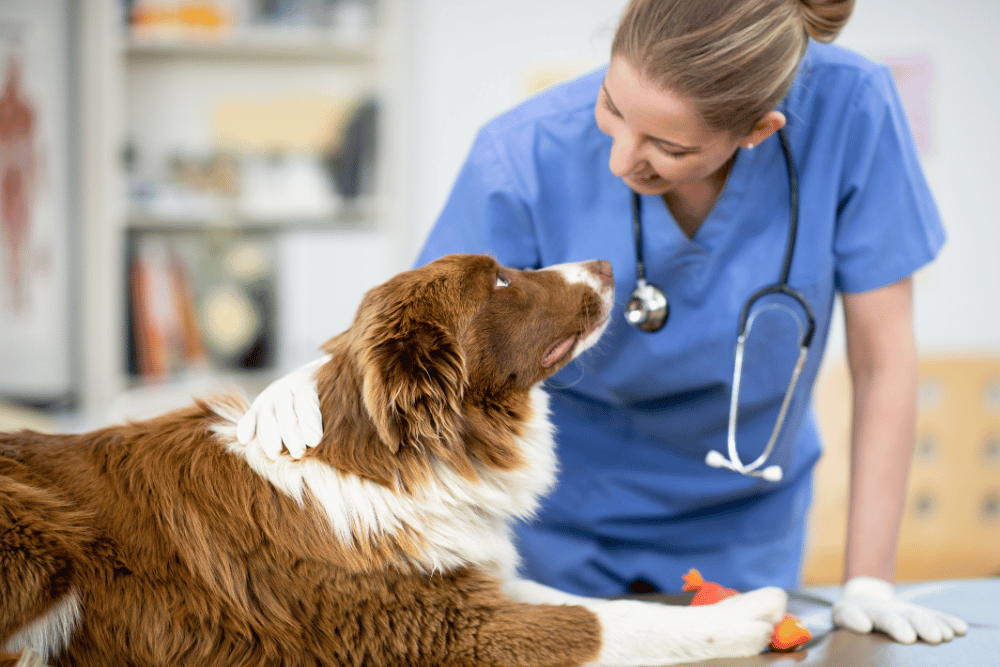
top-left (623, 175), bottom-right (671, 195)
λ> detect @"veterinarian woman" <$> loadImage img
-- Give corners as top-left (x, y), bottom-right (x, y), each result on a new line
top-left (239, 0), bottom-right (967, 645)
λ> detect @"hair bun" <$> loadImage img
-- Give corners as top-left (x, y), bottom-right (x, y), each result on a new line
top-left (796, 0), bottom-right (855, 43)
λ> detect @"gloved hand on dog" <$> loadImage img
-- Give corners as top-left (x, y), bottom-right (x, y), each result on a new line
top-left (237, 356), bottom-right (328, 460)
top-left (832, 576), bottom-right (968, 644)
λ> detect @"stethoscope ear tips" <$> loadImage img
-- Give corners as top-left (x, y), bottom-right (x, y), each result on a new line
top-left (760, 465), bottom-right (783, 482)
top-left (705, 450), bottom-right (784, 482)
top-left (705, 449), bottom-right (730, 469)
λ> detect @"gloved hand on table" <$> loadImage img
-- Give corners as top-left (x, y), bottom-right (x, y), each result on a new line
top-left (236, 356), bottom-right (328, 459)
top-left (832, 576), bottom-right (968, 644)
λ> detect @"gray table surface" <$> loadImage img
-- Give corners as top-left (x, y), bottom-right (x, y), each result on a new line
top-left (630, 578), bottom-right (1000, 666)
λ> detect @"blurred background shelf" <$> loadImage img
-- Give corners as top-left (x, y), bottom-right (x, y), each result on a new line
top-left (58, 0), bottom-right (409, 429)
top-left (126, 208), bottom-right (375, 233)
top-left (125, 32), bottom-right (377, 63)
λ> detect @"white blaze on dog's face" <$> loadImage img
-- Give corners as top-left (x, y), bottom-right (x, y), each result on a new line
top-left (462, 257), bottom-right (616, 386)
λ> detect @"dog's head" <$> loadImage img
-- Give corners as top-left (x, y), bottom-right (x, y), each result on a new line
top-left (326, 254), bottom-right (614, 463)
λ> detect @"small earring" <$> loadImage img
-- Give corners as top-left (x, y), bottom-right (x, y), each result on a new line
top-left (745, 143), bottom-right (755, 150)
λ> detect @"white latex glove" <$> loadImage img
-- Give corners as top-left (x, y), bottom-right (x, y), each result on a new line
top-left (831, 576), bottom-right (968, 644)
top-left (236, 355), bottom-right (329, 460)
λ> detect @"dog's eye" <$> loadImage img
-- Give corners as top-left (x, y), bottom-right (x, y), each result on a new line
top-left (495, 273), bottom-right (509, 289)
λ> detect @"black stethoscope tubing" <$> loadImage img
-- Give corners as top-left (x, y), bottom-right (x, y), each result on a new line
top-left (632, 185), bottom-right (648, 285)
top-left (740, 127), bottom-right (816, 346)
top-left (628, 127), bottom-right (816, 344)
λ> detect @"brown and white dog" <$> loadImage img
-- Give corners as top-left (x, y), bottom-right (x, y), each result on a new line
top-left (0, 254), bottom-right (785, 667)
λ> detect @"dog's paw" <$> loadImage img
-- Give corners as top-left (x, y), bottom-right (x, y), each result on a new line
top-left (713, 585), bottom-right (787, 626)
top-left (588, 587), bottom-right (787, 666)
top-left (671, 587), bottom-right (786, 661)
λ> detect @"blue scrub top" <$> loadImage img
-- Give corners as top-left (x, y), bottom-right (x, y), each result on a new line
top-left (416, 41), bottom-right (945, 594)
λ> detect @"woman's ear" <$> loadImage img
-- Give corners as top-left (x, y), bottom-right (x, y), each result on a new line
top-left (741, 110), bottom-right (786, 150)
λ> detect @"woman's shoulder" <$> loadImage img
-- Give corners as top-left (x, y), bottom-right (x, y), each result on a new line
top-left (803, 40), bottom-right (885, 73)
top-left (792, 41), bottom-right (895, 104)
top-left (783, 41), bottom-right (904, 140)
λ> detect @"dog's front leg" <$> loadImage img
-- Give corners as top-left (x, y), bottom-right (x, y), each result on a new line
top-left (504, 578), bottom-right (786, 667)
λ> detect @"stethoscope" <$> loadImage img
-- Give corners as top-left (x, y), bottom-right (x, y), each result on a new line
top-left (624, 128), bottom-right (816, 482)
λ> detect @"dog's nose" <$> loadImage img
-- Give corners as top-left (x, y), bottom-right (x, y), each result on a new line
top-left (588, 259), bottom-right (614, 289)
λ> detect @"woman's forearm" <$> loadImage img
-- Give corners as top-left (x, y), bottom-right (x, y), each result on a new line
top-left (843, 355), bottom-right (917, 582)
top-left (841, 278), bottom-right (918, 584)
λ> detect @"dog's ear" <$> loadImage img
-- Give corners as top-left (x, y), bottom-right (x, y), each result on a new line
top-left (359, 319), bottom-right (467, 454)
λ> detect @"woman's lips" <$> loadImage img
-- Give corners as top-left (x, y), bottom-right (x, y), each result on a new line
top-left (624, 173), bottom-right (668, 193)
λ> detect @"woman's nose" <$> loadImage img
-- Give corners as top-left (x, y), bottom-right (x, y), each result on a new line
top-left (607, 130), bottom-right (644, 178)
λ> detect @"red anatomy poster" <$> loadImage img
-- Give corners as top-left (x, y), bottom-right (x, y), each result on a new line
top-left (1, 55), bottom-right (37, 313)
top-left (0, 1), bottom-right (72, 402)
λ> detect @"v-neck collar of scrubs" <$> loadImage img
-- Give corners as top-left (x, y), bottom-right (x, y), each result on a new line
top-left (639, 146), bottom-right (754, 261)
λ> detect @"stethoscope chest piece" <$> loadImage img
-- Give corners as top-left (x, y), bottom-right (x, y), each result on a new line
top-left (625, 278), bottom-right (669, 332)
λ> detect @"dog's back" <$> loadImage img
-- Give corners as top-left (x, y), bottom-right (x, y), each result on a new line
top-left (0, 405), bottom-right (274, 666)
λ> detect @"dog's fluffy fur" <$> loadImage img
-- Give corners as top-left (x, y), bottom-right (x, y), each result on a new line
top-left (0, 254), bottom-right (785, 666)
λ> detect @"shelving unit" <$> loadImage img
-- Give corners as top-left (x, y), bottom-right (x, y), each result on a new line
top-left (75, 0), bottom-right (410, 426)
top-left (125, 210), bottom-right (372, 233)
top-left (125, 32), bottom-right (378, 62)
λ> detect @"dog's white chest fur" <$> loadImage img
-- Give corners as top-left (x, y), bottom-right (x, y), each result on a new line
top-left (220, 386), bottom-right (557, 573)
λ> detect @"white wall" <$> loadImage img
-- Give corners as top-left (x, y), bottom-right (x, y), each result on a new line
top-left (835, 0), bottom-right (1000, 357)
top-left (400, 0), bottom-right (1000, 360)
top-left (401, 0), bottom-right (629, 261)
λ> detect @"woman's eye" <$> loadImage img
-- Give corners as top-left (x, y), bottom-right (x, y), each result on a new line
top-left (655, 143), bottom-right (688, 159)
top-left (496, 274), bottom-right (510, 288)
top-left (602, 95), bottom-right (622, 118)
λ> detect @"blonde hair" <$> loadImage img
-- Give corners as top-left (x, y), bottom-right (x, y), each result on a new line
top-left (612, 0), bottom-right (855, 137)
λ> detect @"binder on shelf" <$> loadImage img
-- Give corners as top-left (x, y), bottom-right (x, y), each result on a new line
top-left (129, 235), bottom-right (207, 381)
top-left (129, 246), bottom-right (167, 379)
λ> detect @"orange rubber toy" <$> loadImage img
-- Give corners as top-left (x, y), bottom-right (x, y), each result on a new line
top-left (682, 569), bottom-right (812, 652)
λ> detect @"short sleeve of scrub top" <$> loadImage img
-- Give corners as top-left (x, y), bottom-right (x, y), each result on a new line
top-left (416, 41), bottom-right (945, 595)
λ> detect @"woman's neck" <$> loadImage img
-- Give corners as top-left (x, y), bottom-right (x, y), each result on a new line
top-left (663, 153), bottom-right (736, 238)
